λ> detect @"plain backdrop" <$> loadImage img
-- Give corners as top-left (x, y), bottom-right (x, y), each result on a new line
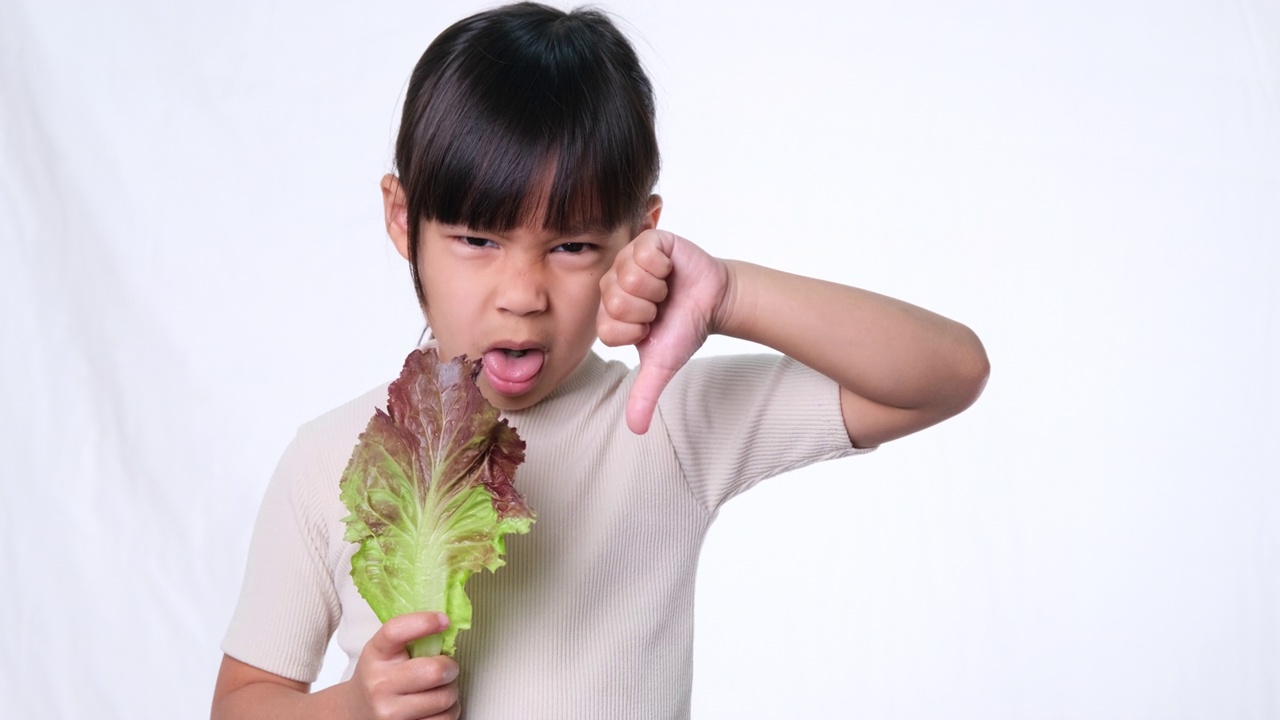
top-left (2, 1), bottom-right (1278, 718)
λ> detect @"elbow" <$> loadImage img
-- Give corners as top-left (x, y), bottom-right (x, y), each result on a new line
top-left (950, 325), bottom-right (990, 415)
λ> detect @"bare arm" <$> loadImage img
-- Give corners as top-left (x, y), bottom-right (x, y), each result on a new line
top-left (211, 612), bottom-right (460, 720)
top-left (717, 260), bottom-right (989, 448)
top-left (212, 655), bottom-right (332, 720)
top-left (598, 230), bottom-right (989, 445)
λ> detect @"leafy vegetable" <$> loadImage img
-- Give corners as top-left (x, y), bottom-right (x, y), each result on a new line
top-left (339, 348), bottom-right (534, 657)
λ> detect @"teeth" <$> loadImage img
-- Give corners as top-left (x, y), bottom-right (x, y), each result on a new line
top-left (504, 349), bottom-right (527, 358)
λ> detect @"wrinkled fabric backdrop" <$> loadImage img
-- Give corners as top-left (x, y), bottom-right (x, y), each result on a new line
top-left (2, 1), bottom-right (1278, 718)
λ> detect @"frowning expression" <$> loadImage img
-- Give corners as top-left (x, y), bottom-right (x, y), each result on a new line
top-left (415, 220), bottom-right (632, 410)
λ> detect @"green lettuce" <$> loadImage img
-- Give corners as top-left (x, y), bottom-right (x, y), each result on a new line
top-left (339, 348), bottom-right (534, 657)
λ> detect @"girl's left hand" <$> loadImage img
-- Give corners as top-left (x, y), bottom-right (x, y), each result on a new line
top-left (597, 229), bottom-right (731, 434)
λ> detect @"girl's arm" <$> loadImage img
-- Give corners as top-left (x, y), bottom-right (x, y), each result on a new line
top-left (714, 259), bottom-right (989, 448)
top-left (598, 230), bottom-right (989, 447)
top-left (211, 612), bottom-right (460, 720)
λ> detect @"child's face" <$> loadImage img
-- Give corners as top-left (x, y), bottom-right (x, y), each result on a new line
top-left (413, 219), bottom-right (633, 410)
top-left (382, 174), bottom-right (661, 411)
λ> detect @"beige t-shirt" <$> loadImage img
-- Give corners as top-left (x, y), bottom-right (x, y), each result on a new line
top-left (223, 351), bottom-right (868, 719)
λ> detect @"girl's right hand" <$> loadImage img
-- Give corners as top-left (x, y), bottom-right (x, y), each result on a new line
top-left (343, 612), bottom-right (461, 720)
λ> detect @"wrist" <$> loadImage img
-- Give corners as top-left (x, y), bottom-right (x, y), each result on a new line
top-left (710, 259), bottom-right (754, 340)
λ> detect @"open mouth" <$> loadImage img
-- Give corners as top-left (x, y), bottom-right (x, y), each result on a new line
top-left (481, 347), bottom-right (546, 396)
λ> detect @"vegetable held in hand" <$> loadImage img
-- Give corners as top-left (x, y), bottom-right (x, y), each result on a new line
top-left (339, 348), bottom-right (534, 657)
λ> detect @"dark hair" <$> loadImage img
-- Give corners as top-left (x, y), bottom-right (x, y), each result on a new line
top-left (394, 2), bottom-right (660, 311)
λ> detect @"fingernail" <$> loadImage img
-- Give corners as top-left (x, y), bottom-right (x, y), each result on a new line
top-left (443, 663), bottom-right (460, 682)
top-left (436, 612), bottom-right (450, 627)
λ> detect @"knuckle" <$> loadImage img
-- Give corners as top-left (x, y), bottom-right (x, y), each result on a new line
top-left (597, 323), bottom-right (627, 347)
top-left (622, 323), bottom-right (648, 345)
top-left (633, 239), bottom-right (656, 263)
top-left (378, 614), bottom-right (411, 646)
top-left (380, 614), bottom-right (403, 636)
top-left (635, 235), bottom-right (668, 266)
top-left (365, 672), bottom-right (391, 696)
top-left (441, 656), bottom-right (460, 677)
top-left (417, 659), bottom-right (447, 687)
top-left (366, 671), bottom-right (394, 702)
top-left (438, 657), bottom-right (461, 684)
top-left (649, 278), bottom-right (669, 303)
top-left (370, 695), bottom-right (396, 720)
top-left (601, 317), bottom-right (645, 343)
top-left (604, 293), bottom-right (630, 318)
top-left (617, 264), bottom-right (649, 295)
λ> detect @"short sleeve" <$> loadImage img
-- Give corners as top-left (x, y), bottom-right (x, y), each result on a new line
top-left (221, 430), bottom-right (343, 683)
top-left (656, 354), bottom-right (871, 514)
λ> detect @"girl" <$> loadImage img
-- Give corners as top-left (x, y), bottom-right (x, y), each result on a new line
top-left (212, 3), bottom-right (989, 719)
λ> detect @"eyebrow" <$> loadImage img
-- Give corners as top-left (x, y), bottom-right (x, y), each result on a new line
top-left (556, 227), bottom-right (616, 241)
top-left (440, 222), bottom-right (617, 242)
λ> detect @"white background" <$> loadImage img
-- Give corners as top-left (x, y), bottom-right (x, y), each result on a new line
top-left (2, 1), bottom-right (1277, 718)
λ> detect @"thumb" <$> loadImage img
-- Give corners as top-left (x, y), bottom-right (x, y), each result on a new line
top-left (368, 612), bottom-right (450, 660)
top-left (626, 338), bottom-right (683, 435)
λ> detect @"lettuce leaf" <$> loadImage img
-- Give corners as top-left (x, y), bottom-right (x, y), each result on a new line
top-left (339, 348), bottom-right (533, 657)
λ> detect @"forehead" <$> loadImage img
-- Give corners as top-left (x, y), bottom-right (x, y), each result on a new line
top-left (445, 172), bottom-right (631, 240)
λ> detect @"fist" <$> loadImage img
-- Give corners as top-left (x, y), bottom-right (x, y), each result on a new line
top-left (348, 612), bottom-right (461, 720)
top-left (598, 229), bottom-right (730, 434)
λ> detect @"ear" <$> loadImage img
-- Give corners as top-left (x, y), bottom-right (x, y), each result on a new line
top-left (634, 194), bottom-right (663, 234)
top-left (381, 174), bottom-right (410, 261)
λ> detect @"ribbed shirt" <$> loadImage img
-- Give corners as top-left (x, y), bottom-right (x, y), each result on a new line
top-left (222, 351), bottom-right (869, 719)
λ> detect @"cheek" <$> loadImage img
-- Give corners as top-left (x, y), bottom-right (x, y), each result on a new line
top-left (567, 270), bottom-right (604, 303)
top-left (564, 280), bottom-right (605, 338)
top-left (423, 275), bottom-right (472, 316)
top-left (417, 265), bottom-right (473, 330)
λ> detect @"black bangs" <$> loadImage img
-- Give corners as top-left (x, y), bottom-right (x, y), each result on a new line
top-left (396, 3), bottom-right (659, 237)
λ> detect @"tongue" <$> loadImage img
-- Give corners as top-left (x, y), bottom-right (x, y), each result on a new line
top-left (482, 349), bottom-right (545, 383)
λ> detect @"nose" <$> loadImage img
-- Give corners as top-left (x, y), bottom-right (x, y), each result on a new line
top-left (495, 259), bottom-right (548, 316)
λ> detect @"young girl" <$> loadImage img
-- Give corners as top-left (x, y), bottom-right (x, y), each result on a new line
top-left (212, 3), bottom-right (989, 719)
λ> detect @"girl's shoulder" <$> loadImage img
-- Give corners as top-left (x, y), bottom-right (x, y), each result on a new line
top-left (295, 381), bottom-right (391, 448)
top-left (275, 381), bottom-right (392, 502)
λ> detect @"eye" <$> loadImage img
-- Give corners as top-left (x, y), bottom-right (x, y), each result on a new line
top-left (553, 242), bottom-right (595, 254)
top-left (460, 236), bottom-right (497, 249)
